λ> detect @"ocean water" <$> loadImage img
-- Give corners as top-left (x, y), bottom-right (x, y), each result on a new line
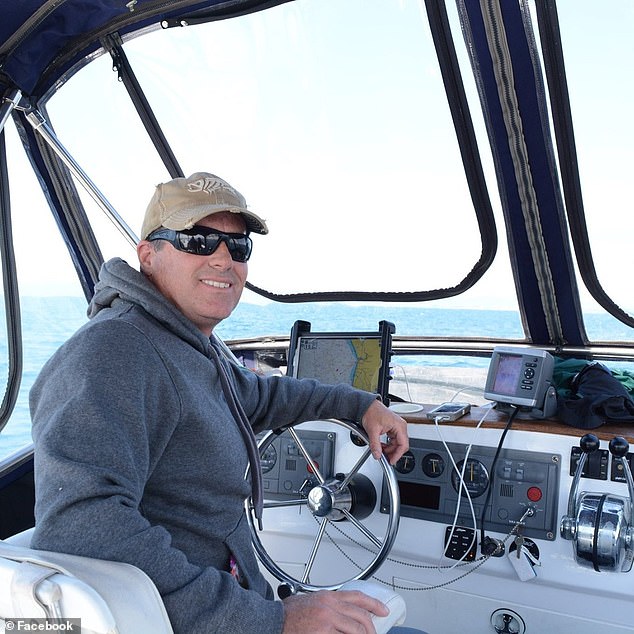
top-left (216, 302), bottom-right (527, 340)
top-left (1, 297), bottom-right (633, 457)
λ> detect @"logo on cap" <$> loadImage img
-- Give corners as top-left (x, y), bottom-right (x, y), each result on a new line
top-left (187, 176), bottom-right (238, 200)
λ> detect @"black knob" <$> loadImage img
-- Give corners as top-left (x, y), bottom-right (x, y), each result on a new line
top-left (609, 436), bottom-right (630, 458)
top-left (580, 433), bottom-right (600, 453)
top-left (277, 582), bottom-right (297, 599)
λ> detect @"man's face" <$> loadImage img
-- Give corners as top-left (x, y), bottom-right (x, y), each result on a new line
top-left (137, 211), bottom-right (248, 336)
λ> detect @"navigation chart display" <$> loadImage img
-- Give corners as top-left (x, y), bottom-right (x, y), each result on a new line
top-left (287, 320), bottom-right (395, 403)
top-left (296, 337), bottom-right (382, 393)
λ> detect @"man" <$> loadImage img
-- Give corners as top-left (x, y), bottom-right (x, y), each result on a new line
top-left (30, 172), bottom-right (410, 633)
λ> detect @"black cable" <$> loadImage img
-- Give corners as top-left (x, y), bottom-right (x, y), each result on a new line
top-left (480, 405), bottom-right (519, 555)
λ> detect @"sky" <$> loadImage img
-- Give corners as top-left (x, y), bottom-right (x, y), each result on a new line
top-left (2, 0), bottom-right (633, 316)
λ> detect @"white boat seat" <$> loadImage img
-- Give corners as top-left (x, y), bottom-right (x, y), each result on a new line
top-left (2, 531), bottom-right (425, 634)
top-left (0, 529), bottom-right (173, 634)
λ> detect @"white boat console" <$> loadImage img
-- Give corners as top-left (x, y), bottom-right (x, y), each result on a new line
top-left (252, 410), bottom-right (634, 633)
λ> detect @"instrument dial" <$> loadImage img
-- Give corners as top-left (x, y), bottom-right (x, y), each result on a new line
top-left (395, 451), bottom-right (416, 474)
top-left (451, 458), bottom-right (489, 498)
top-left (421, 452), bottom-right (445, 478)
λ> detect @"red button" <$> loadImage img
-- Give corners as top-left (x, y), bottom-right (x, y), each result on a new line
top-left (527, 486), bottom-right (542, 502)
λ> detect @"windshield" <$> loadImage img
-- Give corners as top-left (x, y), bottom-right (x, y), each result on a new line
top-left (39, 0), bottom-right (513, 305)
top-left (2, 0), bottom-right (634, 457)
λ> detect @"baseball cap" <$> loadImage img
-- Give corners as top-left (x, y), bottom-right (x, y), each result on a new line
top-left (140, 172), bottom-right (268, 240)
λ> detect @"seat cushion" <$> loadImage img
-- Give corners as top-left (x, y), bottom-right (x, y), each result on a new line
top-left (0, 536), bottom-right (173, 634)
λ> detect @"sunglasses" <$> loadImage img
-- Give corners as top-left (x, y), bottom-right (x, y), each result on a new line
top-left (147, 226), bottom-right (253, 262)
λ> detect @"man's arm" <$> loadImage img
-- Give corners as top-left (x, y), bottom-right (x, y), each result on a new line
top-left (231, 365), bottom-right (409, 465)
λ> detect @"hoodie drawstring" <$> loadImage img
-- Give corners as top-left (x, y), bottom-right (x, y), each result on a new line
top-left (208, 344), bottom-right (264, 530)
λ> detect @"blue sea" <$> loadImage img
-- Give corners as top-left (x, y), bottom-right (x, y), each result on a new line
top-left (1, 296), bottom-right (633, 457)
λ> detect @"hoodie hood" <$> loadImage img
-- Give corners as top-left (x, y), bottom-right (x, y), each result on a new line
top-left (88, 257), bottom-right (211, 354)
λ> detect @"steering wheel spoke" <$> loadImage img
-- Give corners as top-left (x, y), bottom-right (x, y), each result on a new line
top-left (340, 508), bottom-right (383, 549)
top-left (302, 517), bottom-right (329, 583)
top-left (288, 427), bottom-right (327, 484)
top-left (263, 498), bottom-right (309, 509)
top-left (337, 446), bottom-right (372, 490)
top-left (246, 419), bottom-right (400, 592)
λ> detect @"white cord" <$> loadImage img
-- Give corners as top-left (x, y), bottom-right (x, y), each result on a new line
top-left (434, 415), bottom-right (477, 569)
top-left (448, 385), bottom-right (485, 402)
top-left (391, 364), bottom-right (413, 402)
top-left (434, 403), bottom-right (494, 570)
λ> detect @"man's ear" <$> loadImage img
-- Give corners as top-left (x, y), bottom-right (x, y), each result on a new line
top-left (137, 240), bottom-right (155, 275)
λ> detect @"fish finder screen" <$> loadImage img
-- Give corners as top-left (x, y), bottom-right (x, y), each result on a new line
top-left (492, 353), bottom-right (523, 396)
top-left (484, 346), bottom-right (554, 409)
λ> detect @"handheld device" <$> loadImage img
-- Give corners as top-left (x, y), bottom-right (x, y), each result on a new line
top-left (426, 402), bottom-right (471, 421)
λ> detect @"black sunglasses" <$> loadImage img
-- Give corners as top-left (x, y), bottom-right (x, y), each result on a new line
top-left (147, 226), bottom-right (253, 262)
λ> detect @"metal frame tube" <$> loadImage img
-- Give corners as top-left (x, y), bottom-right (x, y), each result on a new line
top-left (0, 89), bottom-right (22, 133)
top-left (25, 108), bottom-right (138, 247)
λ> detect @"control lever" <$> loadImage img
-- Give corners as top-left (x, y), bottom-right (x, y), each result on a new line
top-left (561, 434), bottom-right (634, 572)
top-left (560, 433), bottom-right (599, 539)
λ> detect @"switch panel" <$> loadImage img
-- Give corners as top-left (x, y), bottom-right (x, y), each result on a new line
top-left (259, 430), bottom-right (336, 499)
top-left (569, 446), bottom-right (609, 480)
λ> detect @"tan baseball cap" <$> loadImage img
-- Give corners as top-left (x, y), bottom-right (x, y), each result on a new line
top-left (140, 172), bottom-right (268, 239)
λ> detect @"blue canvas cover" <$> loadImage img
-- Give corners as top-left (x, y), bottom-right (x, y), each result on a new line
top-left (0, 1), bottom-right (287, 97)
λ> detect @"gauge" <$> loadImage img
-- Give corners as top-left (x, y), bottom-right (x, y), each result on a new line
top-left (451, 459), bottom-right (489, 498)
top-left (421, 452), bottom-right (445, 478)
top-left (260, 444), bottom-right (278, 473)
top-left (395, 451), bottom-right (416, 474)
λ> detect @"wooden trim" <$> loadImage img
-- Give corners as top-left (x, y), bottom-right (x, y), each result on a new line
top-left (403, 405), bottom-right (634, 443)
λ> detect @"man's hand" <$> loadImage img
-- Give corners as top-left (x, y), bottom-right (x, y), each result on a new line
top-left (282, 589), bottom-right (388, 633)
top-left (361, 399), bottom-right (409, 465)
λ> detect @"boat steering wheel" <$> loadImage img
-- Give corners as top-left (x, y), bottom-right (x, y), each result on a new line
top-left (246, 418), bottom-right (400, 594)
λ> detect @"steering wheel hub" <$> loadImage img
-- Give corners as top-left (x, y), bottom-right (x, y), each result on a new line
top-left (307, 480), bottom-right (352, 519)
top-left (308, 485), bottom-right (334, 516)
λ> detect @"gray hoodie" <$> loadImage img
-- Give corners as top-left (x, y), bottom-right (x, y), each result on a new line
top-left (30, 258), bottom-right (377, 634)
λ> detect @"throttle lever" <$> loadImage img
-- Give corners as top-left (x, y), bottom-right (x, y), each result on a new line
top-left (561, 434), bottom-right (634, 572)
top-left (609, 437), bottom-right (634, 569)
top-left (610, 437), bottom-right (634, 527)
top-left (560, 434), bottom-right (599, 540)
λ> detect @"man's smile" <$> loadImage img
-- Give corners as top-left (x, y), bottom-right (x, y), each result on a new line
top-left (201, 279), bottom-right (231, 289)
